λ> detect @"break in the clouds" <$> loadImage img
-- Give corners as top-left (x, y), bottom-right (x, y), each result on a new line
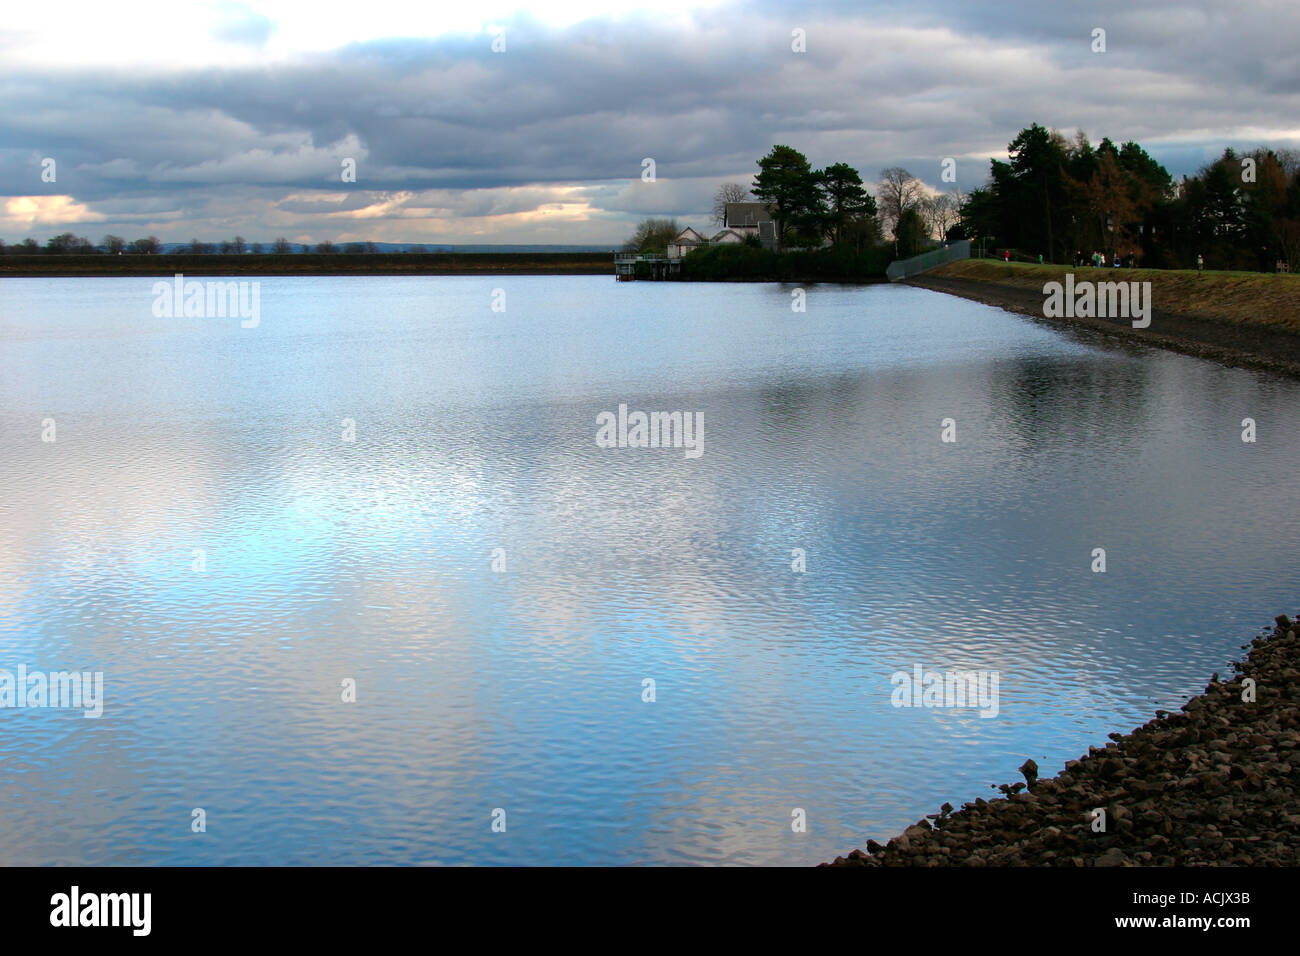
top-left (2, 0), bottom-right (1299, 245)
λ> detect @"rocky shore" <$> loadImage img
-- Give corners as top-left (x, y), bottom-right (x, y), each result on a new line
top-left (825, 612), bottom-right (1300, 866)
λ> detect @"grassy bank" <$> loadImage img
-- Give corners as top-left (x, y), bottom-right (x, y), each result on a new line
top-left (0, 252), bottom-right (613, 277)
top-left (932, 260), bottom-right (1300, 334)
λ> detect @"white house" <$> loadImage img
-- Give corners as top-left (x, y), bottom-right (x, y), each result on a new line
top-left (722, 202), bottom-right (778, 246)
top-left (658, 199), bottom-right (785, 262)
top-left (666, 227), bottom-right (710, 259)
top-left (664, 207), bottom-right (778, 260)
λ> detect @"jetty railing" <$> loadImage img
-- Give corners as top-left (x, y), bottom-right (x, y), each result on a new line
top-left (614, 252), bottom-right (682, 280)
top-left (886, 239), bottom-right (971, 282)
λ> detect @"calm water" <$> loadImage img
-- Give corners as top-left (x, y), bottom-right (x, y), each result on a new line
top-left (0, 275), bottom-right (1296, 866)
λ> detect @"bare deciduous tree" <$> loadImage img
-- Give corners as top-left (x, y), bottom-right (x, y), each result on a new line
top-left (711, 183), bottom-right (750, 226)
top-left (877, 167), bottom-right (925, 235)
top-left (1277, 217), bottom-right (1300, 273)
top-left (623, 218), bottom-right (680, 252)
top-left (922, 193), bottom-right (962, 240)
top-left (1274, 148), bottom-right (1300, 178)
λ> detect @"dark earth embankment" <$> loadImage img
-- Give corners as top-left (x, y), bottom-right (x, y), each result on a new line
top-left (907, 261), bottom-right (1300, 379)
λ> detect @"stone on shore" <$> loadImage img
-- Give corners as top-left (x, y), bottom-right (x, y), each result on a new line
top-left (823, 611), bottom-right (1300, 867)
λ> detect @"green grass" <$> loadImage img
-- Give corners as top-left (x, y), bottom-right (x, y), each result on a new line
top-left (932, 260), bottom-right (1300, 334)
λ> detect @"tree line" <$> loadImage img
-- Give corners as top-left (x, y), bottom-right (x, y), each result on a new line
top-left (624, 128), bottom-right (1300, 273)
top-left (958, 123), bottom-right (1300, 270)
top-left (625, 146), bottom-right (966, 259)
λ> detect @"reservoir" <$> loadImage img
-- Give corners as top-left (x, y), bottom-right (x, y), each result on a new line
top-left (0, 275), bottom-right (1296, 865)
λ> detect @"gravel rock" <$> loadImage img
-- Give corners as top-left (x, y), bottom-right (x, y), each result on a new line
top-left (823, 611), bottom-right (1300, 867)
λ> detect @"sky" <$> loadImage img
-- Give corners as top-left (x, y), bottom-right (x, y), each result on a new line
top-left (2, 0), bottom-right (1298, 246)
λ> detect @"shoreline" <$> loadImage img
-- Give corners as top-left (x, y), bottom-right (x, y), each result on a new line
top-left (0, 252), bottom-right (612, 278)
top-left (824, 611), bottom-right (1300, 867)
top-left (905, 266), bottom-right (1300, 380)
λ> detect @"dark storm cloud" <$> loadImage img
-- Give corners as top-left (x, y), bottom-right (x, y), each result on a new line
top-left (2, 0), bottom-right (1298, 242)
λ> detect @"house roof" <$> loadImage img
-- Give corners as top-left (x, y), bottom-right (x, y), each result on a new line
top-left (711, 229), bottom-right (744, 242)
top-left (724, 202), bottom-right (775, 227)
top-left (672, 227), bottom-right (708, 243)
